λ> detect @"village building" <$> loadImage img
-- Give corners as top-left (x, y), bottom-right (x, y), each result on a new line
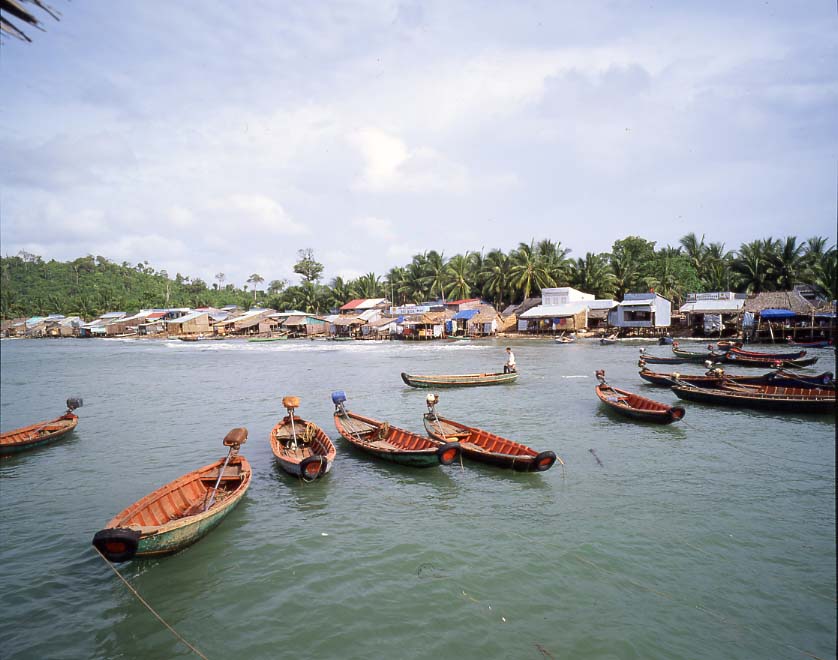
top-left (282, 313), bottom-right (328, 337)
top-left (742, 289), bottom-right (834, 342)
top-left (364, 316), bottom-right (399, 339)
top-left (46, 316), bottom-right (82, 337)
top-left (608, 293), bottom-right (671, 333)
top-left (444, 298), bottom-right (482, 313)
top-left (399, 311), bottom-right (449, 339)
top-left (339, 298), bottom-right (390, 314)
top-left (105, 311), bottom-right (151, 336)
top-left (166, 311), bottom-right (211, 336)
top-left (517, 287), bottom-right (615, 335)
top-left (79, 312), bottom-right (126, 337)
top-left (212, 308), bottom-right (276, 336)
top-left (679, 292), bottom-right (746, 337)
top-left (467, 306), bottom-right (503, 337)
top-left (1, 318), bottom-right (27, 337)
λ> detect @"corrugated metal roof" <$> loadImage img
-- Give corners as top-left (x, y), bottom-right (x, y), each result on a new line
top-left (447, 298), bottom-right (480, 306)
top-left (167, 311), bottom-right (208, 324)
top-left (340, 299), bottom-right (365, 310)
top-left (146, 312), bottom-right (167, 319)
top-left (680, 299), bottom-right (745, 313)
top-left (519, 303), bottom-right (588, 318)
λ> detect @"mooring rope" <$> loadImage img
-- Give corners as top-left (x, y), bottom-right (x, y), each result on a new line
top-left (92, 546), bottom-right (209, 660)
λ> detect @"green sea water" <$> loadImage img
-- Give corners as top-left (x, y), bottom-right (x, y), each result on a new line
top-left (0, 337), bottom-right (835, 659)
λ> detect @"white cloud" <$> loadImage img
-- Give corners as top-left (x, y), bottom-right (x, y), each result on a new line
top-left (352, 216), bottom-right (396, 241)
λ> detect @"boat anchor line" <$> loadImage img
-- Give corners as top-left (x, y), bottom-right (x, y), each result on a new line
top-left (92, 546), bottom-right (209, 660)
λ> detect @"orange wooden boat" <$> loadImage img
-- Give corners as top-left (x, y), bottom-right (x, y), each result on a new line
top-left (595, 371), bottom-right (685, 424)
top-left (423, 394), bottom-right (559, 472)
top-left (0, 398), bottom-right (83, 456)
top-left (92, 428), bottom-right (251, 562)
top-left (270, 395), bottom-right (336, 481)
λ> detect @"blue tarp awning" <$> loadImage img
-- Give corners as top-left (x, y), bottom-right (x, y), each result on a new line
top-left (759, 309), bottom-right (796, 319)
top-left (452, 309), bottom-right (479, 320)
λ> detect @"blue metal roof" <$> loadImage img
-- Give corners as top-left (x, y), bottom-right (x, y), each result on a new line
top-left (452, 309), bottom-right (479, 320)
top-left (759, 308), bottom-right (796, 319)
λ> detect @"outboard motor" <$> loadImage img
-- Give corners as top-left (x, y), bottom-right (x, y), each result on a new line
top-left (66, 397), bottom-right (83, 412)
top-left (331, 390), bottom-right (348, 415)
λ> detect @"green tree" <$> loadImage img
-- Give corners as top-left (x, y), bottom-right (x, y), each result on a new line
top-left (570, 253), bottom-right (616, 299)
top-left (247, 273), bottom-right (264, 301)
top-left (509, 241), bottom-right (555, 301)
top-left (294, 248), bottom-right (324, 284)
top-left (445, 254), bottom-right (472, 301)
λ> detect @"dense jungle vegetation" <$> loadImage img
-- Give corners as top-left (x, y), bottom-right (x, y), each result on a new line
top-left (1, 234), bottom-right (835, 319)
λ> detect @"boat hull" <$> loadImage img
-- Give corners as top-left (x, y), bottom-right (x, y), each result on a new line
top-left (722, 353), bottom-right (818, 368)
top-left (0, 413), bottom-right (78, 455)
top-left (670, 383), bottom-right (835, 414)
top-left (639, 368), bottom-right (835, 390)
top-left (270, 415), bottom-right (336, 480)
top-left (423, 414), bottom-right (556, 472)
top-left (333, 410), bottom-right (459, 467)
top-left (93, 454), bottom-right (251, 562)
top-left (401, 371), bottom-right (518, 388)
top-left (595, 384), bottom-right (685, 424)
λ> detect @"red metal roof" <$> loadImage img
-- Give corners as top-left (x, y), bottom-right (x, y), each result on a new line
top-left (146, 312), bottom-right (166, 319)
top-left (339, 299), bottom-right (365, 310)
top-left (447, 298), bottom-right (480, 306)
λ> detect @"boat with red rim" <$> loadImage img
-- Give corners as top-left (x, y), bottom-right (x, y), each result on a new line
top-left (1, 398), bottom-right (83, 456)
top-left (270, 395), bottom-right (336, 481)
top-left (423, 394), bottom-right (559, 472)
top-left (595, 371), bottom-right (685, 424)
top-left (331, 391), bottom-right (460, 467)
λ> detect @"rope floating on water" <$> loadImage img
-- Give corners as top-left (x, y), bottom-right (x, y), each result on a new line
top-left (92, 546), bottom-right (210, 660)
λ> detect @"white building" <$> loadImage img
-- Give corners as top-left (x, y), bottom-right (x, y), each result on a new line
top-left (609, 293), bottom-right (671, 328)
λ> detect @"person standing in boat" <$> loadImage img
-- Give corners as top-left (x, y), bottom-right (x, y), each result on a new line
top-left (504, 347), bottom-right (517, 373)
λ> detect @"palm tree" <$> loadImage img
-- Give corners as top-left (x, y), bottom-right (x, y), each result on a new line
top-left (731, 240), bottom-right (773, 293)
top-left (770, 236), bottom-right (808, 290)
top-left (609, 251), bottom-right (639, 300)
top-left (384, 267), bottom-right (408, 305)
top-left (356, 272), bottom-right (382, 298)
top-left (509, 241), bottom-right (555, 302)
top-left (570, 253), bottom-right (616, 298)
top-left (327, 276), bottom-right (354, 309)
top-left (422, 250), bottom-right (448, 301)
top-left (247, 274), bottom-right (264, 301)
top-left (480, 249), bottom-right (511, 309)
top-left (535, 239), bottom-right (572, 286)
top-left (445, 254), bottom-right (472, 301)
top-left (402, 256), bottom-right (428, 303)
top-left (812, 248), bottom-right (837, 299)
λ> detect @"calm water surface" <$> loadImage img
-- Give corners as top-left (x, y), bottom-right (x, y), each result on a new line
top-left (0, 338), bottom-right (835, 659)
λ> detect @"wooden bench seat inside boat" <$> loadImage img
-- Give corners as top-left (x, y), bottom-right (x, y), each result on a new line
top-left (201, 465), bottom-right (244, 481)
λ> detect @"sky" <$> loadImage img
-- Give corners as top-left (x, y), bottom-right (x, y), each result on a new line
top-left (1, 1), bottom-right (836, 290)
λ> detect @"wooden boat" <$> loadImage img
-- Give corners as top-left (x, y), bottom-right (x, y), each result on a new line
top-left (555, 334), bottom-right (576, 344)
top-left (400, 371), bottom-right (518, 388)
top-left (722, 351), bottom-right (818, 369)
top-left (92, 429), bottom-right (251, 562)
top-left (637, 351), bottom-right (694, 366)
top-left (600, 334), bottom-right (618, 345)
top-left (670, 380), bottom-right (835, 414)
top-left (671, 342), bottom-right (725, 361)
top-left (727, 345), bottom-right (807, 360)
top-left (594, 371), bottom-right (685, 424)
top-left (331, 391), bottom-right (460, 467)
top-left (270, 396), bottom-right (336, 481)
top-left (247, 334), bottom-right (288, 342)
top-left (658, 335), bottom-right (674, 345)
top-left (176, 335), bottom-right (205, 342)
top-left (1, 398), bottom-right (83, 455)
top-left (423, 395), bottom-right (558, 472)
top-left (788, 339), bottom-right (831, 348)
top-left (638, 367), bottom-right (835, 389)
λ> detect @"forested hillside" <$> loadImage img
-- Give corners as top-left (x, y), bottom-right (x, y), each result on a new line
top-left (1, 234), bottom-right (835, 319)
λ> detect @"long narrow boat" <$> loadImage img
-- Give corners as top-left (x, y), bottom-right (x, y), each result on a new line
top-left (92, 429), bottom-right (251, 562)
top-left (595, 371), bottom-right (685, 424)
top-left (671, 342), bottom-right (725, 362)
top-left (555, 334), bottom-right (576, 344)
top-left (600, 334), bottom-right (618, 345)
top-left (331, 391), bottom-right (460, 467)
top-left (638, 367), bottom-right (835, 389)
top-left (247, 334), bottom-right (289, 342)
top-left (670, 380), bottom-right (835, 414)
top-left (727, 345), bottom-right (807, 360)
top-left (722, 352), bottom-right (818, 368)
top-left (636, 352), bottom-right (694, 366)
top-left (400, 371), bottom-right (518, 388)
top-left (788, 339), bottom-right (831, 348)
top-left (270, 395), bottom-right (336, 481)
top-left (1, 398), bottom-right (83, 456)
top-left (423, 395), bottom-right (558, 472)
